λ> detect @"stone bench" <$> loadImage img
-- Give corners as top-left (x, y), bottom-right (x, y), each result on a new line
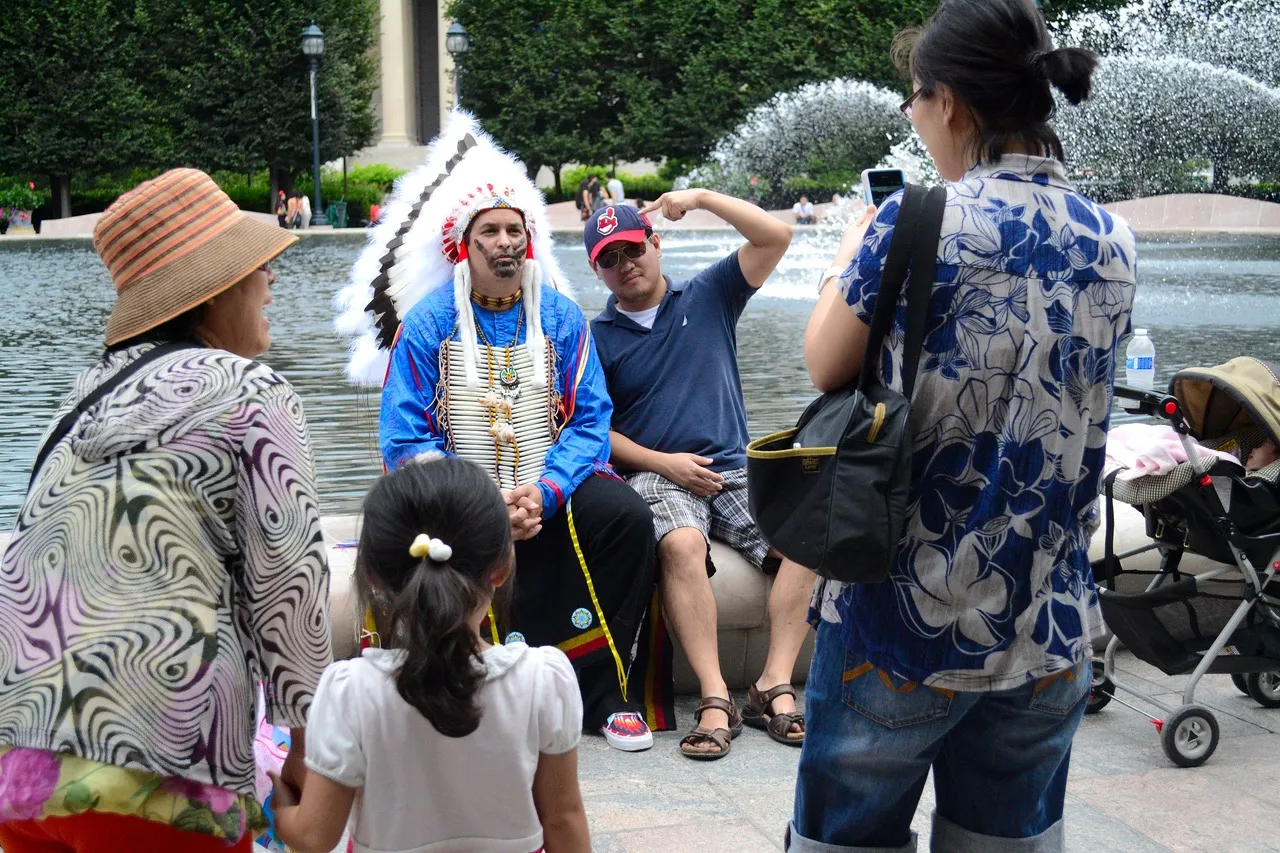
top-left (323, 515), bottom-right (814, 695)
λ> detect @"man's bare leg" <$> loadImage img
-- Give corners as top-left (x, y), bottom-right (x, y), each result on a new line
top-left (659, 527), bottom-right (731, 753)
top-left (754, 558), bottom-right (816, 726)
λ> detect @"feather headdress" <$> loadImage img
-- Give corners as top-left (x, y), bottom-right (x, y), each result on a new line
top-left (334, 111), bottom-right (570, 386)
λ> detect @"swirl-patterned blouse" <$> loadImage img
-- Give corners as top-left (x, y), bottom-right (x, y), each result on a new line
top-left (0, 342), bottom-right (332, 798)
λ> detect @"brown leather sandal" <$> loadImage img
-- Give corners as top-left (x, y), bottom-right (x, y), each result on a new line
top-left (679, 696), bottom-right (744, 761)
top-left (743, 683), bottom-right (805, 746)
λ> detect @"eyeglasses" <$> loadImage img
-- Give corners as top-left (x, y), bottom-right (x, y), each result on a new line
top-left (900, 88), bottom-right (923, 120)
top-left (596, 240), bottom-right (648, 270)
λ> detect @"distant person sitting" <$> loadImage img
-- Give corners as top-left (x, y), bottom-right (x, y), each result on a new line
top-left (607, 170), bottom-right (626, 205)
top-left (792, 195), bottom-right (816, 225)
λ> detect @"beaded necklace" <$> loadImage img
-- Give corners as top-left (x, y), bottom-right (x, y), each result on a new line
top-left (473, 304), bottom-right (525, 478)
top-left (471, 290), bottom-right (523, 310)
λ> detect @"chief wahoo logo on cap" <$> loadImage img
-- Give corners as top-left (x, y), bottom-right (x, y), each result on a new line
top-left (597, 207), bottom-right (619, 236)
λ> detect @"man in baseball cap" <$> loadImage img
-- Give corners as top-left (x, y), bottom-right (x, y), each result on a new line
top-left (587, 190), bottom-right (814, 760)
top-left (584, 203), bottom-right (653, 263)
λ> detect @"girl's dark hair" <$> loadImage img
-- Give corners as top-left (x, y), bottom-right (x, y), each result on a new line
top-left (356, 457), bottom-right (513, 737)
top-left (893, 0), bottom-right (1098, 164)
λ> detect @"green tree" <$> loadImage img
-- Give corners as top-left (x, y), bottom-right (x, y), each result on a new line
top-left (615, 0), bottom-right (1133, 163)
top-left (0, 0), bottom-right (379, 218)
top-left (447, 0), bottom-right (626, 193)
top-left (451, 0), bottom-right (1134, 173)
top-left (135, 0), bottom-right (379, 201)
top-left (0, 0), bottom-right (161, 217)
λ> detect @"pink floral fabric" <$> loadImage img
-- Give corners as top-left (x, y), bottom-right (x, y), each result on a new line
top-left (0, 747), bottom-right (265, 842)
top-left (0, 748), bottom-right (60, 821)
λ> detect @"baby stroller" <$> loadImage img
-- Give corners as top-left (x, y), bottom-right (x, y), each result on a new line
top-left (1088, 357), bottom-right (1280, 767)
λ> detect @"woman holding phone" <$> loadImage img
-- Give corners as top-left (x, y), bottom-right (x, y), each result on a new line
top-left (794, 1), bottom-right (1136, 850)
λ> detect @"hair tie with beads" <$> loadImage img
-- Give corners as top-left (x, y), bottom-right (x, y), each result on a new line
top-left (409, 533), bottom-right (453, 563)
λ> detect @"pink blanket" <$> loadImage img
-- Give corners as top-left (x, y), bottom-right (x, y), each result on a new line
top-left (1106, 423), bottom-right (1241, 481)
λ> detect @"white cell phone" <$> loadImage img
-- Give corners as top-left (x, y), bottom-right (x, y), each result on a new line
top-left (861, 168), bottom-right (906, 208)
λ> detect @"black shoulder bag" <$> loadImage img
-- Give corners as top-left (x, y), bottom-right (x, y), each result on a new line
top-left (746, 184), bottom-right (946, 583)
top-left (27, 341), bottom-right (196, 489)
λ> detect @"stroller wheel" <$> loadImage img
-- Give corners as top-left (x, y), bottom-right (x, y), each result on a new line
top-left (1160, 705), bottom-right (1219, 768)
top-left (1232, 673), bottom-right (1250, 696)
top-left (1246, 672), bottom-right (1280, 709)
top-left (1086, 661), bottom-right (1113, 714)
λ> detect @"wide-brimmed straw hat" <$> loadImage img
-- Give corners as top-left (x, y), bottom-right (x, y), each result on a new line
top-left (94, 168), bottom-right (298, 346)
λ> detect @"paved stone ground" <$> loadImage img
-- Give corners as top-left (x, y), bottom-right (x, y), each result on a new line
top-left (278, 647), bottom-right (1280, 852)
top-left (575, 649), bottom-right (1280, 853)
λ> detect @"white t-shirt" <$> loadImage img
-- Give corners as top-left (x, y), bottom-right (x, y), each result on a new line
top-left (793, 201), bottom-right (814, 216)
top-left (607, 178), bottom-right (625, 203)
top-left (616, 304), bottom-right (660, 329)
top-left (305, 644), bottom-right (583, 853)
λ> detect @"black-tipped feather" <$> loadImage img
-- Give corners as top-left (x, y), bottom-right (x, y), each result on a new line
top-left (367, 135), bottom-right (478, 349)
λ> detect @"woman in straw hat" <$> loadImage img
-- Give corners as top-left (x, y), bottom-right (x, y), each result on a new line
top-left (0, 169), bottom-right (331, 852)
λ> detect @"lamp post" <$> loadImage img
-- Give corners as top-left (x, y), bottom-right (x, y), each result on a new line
top-left (301, 22), bottom-right (328, 226)
top-left (446, 22), bottom-right (470, 109)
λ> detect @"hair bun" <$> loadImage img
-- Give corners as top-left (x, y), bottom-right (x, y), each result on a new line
top-left (1036, 47), bottom-right (1099, 106)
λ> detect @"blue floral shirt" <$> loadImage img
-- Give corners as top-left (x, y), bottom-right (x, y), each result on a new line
top-left (817, 154), bottom-right (1137, 691)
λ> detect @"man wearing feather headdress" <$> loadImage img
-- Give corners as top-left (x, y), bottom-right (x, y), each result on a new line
top-left (336, 113), bottom-right (673, 750)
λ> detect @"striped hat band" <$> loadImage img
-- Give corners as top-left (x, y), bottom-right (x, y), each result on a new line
top-left (94, 168), bottom-right (242, 294)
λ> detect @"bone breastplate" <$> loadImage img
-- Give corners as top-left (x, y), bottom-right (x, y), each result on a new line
top-left (440, 340), bottom-right (554, 489)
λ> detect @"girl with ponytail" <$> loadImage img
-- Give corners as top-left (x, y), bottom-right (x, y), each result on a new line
top-left (799, 1), bottom-right (1134, 851)
top-left (270, 457), bottom-right (591, 853)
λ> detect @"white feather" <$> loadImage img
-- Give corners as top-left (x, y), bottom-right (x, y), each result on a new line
top-left (333, 110), bottom-right (574, 387)
top-left (345, 334), bottom-right (391, 386)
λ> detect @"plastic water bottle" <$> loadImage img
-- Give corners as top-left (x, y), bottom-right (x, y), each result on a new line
top-left (1125, 329), bottom-right (1156, 391)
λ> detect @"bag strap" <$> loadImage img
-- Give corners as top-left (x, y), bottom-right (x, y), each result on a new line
top-left (1102, 469), bottom-right (1121, 591)
top-left (900, 186), bottom-right (947, 399)
top-left (28, 340), bottom-right (196, 488)
top-left (858, 184), bottom-right (926, 393)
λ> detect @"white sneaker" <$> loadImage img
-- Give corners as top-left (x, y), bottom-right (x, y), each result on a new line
top-left (601, 712), bottom-right (654, 752)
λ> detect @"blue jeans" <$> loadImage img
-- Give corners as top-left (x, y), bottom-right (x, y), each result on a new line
top-left (789, 622), bottom-right (1089, 853)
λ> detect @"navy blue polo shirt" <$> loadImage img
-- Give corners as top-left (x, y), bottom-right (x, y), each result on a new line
top-left (592, 252), bottom-right (755, 474)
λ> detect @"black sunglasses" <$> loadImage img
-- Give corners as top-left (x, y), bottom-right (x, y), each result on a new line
top-left (596, 240), bottom-right (648, 270)
top-left (900, 88), bottom-right (924, 120)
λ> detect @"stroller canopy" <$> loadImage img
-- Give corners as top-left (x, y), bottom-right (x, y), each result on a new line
top-left (1172, 357), bottom-right (1280, 448)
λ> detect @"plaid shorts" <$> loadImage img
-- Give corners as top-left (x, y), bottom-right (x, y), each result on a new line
top-left (626, 468), bottom-right (771, 572)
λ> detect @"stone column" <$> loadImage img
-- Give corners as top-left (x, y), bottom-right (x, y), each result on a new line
top-left (377, 0), bottom-right (417, 145)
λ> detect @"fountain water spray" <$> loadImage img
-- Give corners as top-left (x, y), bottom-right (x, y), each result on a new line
top-left (1055, 56), bottom-right (1280, 201)
top-left (689, 79), bottom-right (908, 205)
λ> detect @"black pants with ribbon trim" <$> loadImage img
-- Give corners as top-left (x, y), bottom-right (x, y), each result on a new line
top-left (497, 473), bottom-right (675, 732)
